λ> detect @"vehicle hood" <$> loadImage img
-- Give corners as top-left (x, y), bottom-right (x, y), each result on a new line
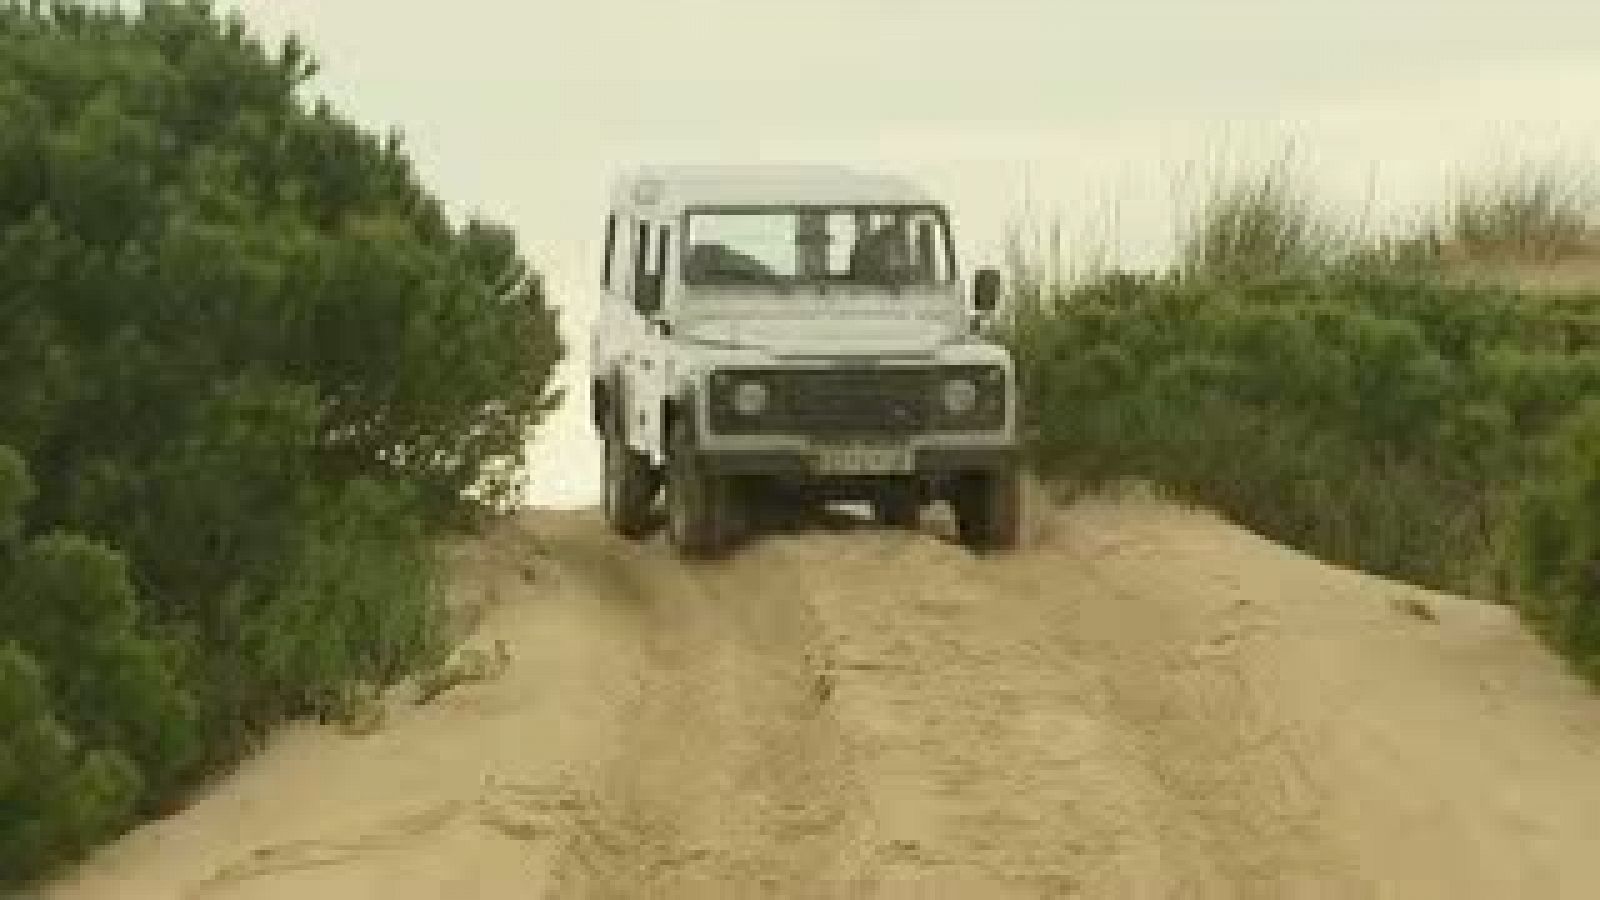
top-left (676, 286), bottom-right (966, 359)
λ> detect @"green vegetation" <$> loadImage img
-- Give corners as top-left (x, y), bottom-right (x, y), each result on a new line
top-left (1441, 161), bottom-right (1596, 263)
top-left (1177, 152), bottom-right (1345, 282)
top-left (1005, 160), bottom-right (1600, 682)
top-left (1516, 406), bottom-right (1600, 680)
top-left (0, 1), bottom-right (562, 885)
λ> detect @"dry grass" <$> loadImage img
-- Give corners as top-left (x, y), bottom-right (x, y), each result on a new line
top-left (413, 639), bottom-right (512, 705)
top-left (1177, 152), bottom-right (1344, 282)
top-left (999, 150), bottom-right (1600, 301)
top-left (1434, 162), bottom-right (1598, 265)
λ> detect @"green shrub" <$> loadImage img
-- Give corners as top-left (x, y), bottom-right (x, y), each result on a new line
top-left (0, 449), bottom-right (187, 881)
top-left (1516, 405), bottom-right (1600, 680)
top-left (1010, 162), bottom-right (1600, 682)
top-left (0, 532), bottom-right (200, 799)
top-left (0, 642), bottom-right (140, 883)
top-left (0, 2), bottom-right (564, 885)
top-left (224, 478), bottom-right (447, 730)
top-left (0, 445), bottom-right (31, 542)
top-left (1178, 151), bottom-right (1343, 283)
top-left (1444, 163), bottom-right (1595, 263)
top-left (1010, 266), bottom-right (1592, 595)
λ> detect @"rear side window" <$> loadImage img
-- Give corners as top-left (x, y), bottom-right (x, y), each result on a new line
top-left (654, 223), bottom-right (671, 279)
top-left (634, 219), bottom-right (651, 284)
top-left (601, 213), bottom-right (617, 289)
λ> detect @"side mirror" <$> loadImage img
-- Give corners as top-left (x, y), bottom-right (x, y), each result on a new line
top-left (973, 267), bottom-right (1001, 313)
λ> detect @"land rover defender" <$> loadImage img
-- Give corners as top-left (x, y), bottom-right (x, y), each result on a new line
top-left (591, 165), bottom-right (1019, 558)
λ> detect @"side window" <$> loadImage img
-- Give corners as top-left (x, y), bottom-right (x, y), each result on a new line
top-left (911, 212), bottom-right (953, 283)
top-left (655, 223), bottom-right (672, 282)
top-left (632, 218), bottom-right (659, 314)
top-left (601, 213), bottom-right (617, 289)
top-left (633, 218), bottom-right (651, 289)
top-left (631, 222), bottom-right (672, 281)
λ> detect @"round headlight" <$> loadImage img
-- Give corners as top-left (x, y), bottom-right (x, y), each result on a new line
top-left (941, 378), bottom-right (979, 415)
top-left (732, 380), bottom-right (770, 416)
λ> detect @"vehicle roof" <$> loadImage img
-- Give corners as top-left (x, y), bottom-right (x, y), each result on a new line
top-left (611, 164), bottom-right (939, 214)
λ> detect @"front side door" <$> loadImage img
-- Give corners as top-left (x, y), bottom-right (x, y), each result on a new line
top-left (594, 209), bottom-right (632, 434)
top-left (621, 216), bottom-right (675, 463)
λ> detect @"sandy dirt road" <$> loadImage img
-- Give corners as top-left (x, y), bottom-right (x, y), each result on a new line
top-left (41, 493), bottom-right (1600, 899)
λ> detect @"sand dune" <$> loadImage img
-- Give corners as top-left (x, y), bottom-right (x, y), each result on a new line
top-left (44, 494), bottom-right (1600, 898)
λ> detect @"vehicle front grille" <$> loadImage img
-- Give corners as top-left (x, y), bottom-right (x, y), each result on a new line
top-left (709, 366), bottom-right (933, 436)
top-left (782, 367), bottom-right (931, 434)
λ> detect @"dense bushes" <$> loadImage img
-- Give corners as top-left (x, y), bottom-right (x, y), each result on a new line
top-left (0, 446), bottom-right (198, 877)
top-left (1007, 178), bottom-right (1600, 684)
top-left (0, 1), bottom-right (562, 885)
top-left (1517, 406), bottom-right (1600, 680)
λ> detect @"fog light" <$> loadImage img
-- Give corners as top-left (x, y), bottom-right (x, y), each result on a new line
top-left (733, 380), bottom-right (769, 416)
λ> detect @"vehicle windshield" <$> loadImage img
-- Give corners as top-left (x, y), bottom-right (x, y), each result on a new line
top-left (683, 207), bottom-right (954, 288)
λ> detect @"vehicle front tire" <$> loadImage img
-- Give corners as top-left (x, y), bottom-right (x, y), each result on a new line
top-left (873, 483), bottom-right (922, 530)
top-left (602, 432), bottom-right (657, 540)
top-left (950, 466), bottom-right (1021, 554)
top-left (665, 417), bottom-right (733, 559)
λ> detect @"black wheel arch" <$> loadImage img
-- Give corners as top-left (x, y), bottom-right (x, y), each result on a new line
top-left (593, 367), bottom-right (625, 437)
top-left (661, 386), bottom-right (699, 455)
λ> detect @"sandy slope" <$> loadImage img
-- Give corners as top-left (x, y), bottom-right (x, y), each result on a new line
top-left (39, 494), bottom-right (1600, 899)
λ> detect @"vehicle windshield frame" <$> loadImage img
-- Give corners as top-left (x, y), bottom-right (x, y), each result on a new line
top-left (678, 204), bottom-right (959, 289)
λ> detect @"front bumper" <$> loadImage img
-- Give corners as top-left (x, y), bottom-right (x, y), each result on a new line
top-left (699, 437), bottom-right (1017, 477)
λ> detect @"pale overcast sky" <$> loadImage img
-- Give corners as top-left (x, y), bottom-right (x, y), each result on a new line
top-left (224, 0), bottom-right (1600, 506)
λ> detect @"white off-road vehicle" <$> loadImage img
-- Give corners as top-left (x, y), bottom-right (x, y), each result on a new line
top-left (591, 165), bottom-right (1019, 558)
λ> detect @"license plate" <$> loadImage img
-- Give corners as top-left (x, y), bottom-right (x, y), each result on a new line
top-left (814, 441), bottom-right (913, 474)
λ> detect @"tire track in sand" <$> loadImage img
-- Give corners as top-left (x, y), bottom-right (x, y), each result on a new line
top-left (542, 519), bottom-right (876, 898)
top-left (40, 500), bottom-right (1600, 899)
top-left (748, 515), bottom-right (1247, 898)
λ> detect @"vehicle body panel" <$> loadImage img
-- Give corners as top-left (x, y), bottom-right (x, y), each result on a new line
top-left (592, 164), bottom-right (1016, 490)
